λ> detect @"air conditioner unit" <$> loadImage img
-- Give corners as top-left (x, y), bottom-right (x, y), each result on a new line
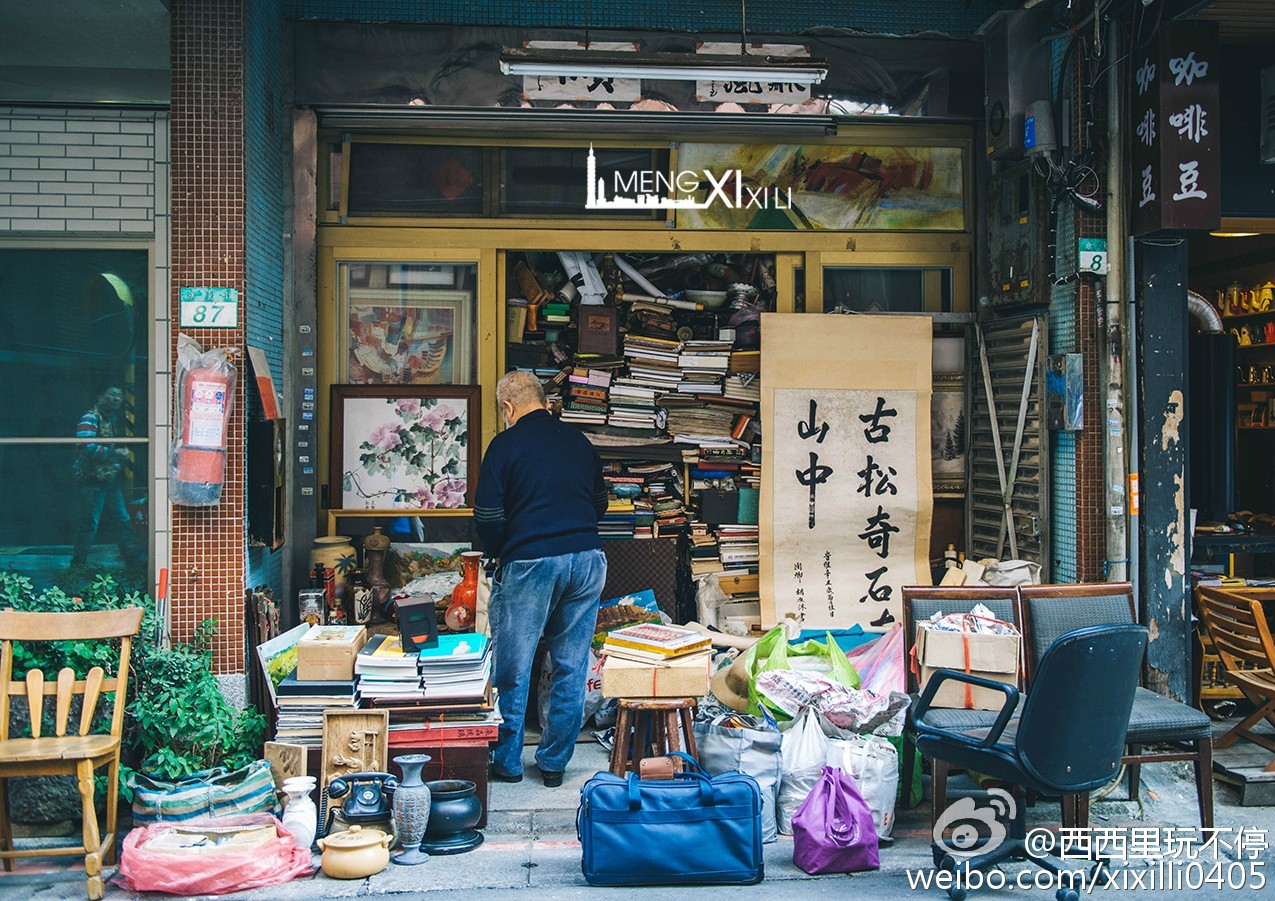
top-left (1262, 65), bottom-right (1275, 163)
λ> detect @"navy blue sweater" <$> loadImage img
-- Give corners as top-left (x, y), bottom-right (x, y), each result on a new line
top-left (473, 410), bottom-right (608, 563)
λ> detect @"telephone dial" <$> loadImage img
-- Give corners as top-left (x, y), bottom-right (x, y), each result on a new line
top-left (323, 771), bottom-right (397, 835)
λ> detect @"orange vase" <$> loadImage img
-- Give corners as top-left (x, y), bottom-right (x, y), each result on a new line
top-left (445, 551), bottom-right (482, 631)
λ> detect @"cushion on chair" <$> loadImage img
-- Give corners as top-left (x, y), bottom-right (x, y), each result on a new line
top-left (912, 696), bottom-right (1020, 733)
top-left (1125, 687), bottom-right (1212, 743)
top-left (1024, 595), bottom-right (1134, 668)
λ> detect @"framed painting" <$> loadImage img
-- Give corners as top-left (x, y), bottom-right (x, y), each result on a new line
top-left (345, 287), bottom-right (475, 385)
top-left (331, 386), bottom-right (480, 511)
top-left (931, 374), bottom-right (967, 496)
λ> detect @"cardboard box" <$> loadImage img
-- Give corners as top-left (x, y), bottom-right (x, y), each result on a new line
top-left (296, 625), bottom-right (367, 681)
top-left (915, 626), bottom-right (1020, 710)
top-left (601, 653), bottom-right (711, 699)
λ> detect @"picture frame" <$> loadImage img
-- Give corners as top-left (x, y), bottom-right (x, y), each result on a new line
top-left (331, 386), bottom-right (480, 512)
top-left (931, 373), bottom-right (966, 496)
top-left (345, 287), bottom-right (475, 385)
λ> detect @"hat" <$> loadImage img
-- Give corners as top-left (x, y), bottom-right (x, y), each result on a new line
top-left (710, 656), bottom-right (751, 713)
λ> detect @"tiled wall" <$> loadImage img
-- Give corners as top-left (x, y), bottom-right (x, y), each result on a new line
top-left (0, 106), bottom-right (172, 583)
top-left (245, 0), bottom-right (287, 603)
top-left (171, 0), bottom-right (248, 673)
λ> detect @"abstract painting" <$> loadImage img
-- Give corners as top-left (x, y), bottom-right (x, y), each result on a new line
top-left (675, 142), bottom-right (965, 231)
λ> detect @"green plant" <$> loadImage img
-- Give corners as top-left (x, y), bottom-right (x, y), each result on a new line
top-left (0, 571), bottom-right (266, 800)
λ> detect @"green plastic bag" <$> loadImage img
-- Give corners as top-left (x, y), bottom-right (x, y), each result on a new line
top-left (743, 625), bottom-right (861, 719)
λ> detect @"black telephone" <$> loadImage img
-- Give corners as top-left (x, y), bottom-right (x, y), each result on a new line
top-left (324, 772), bottom-right (397, 834)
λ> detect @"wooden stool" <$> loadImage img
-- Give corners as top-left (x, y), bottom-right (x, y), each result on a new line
top-left (608, 698), bottom-right (698, 776)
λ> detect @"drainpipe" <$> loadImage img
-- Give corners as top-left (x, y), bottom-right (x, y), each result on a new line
top-left (1187, 290), bottom-right (1224, 332)
top-left (1104, 22), bottom-right (1129, 583)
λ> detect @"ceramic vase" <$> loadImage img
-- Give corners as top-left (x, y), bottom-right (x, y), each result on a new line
top-left (444, 551), bottom-right (482, 632)
top-left (311, 536), bottom-right (356, 607)
top-left (281, 776), bottom-right (318, 851)
top-left (348, 569), bottom-right (374, 625)
top-left (420, 779), bottom-right (484, 855)
top-left (390, 754), bottom-right (432, 865)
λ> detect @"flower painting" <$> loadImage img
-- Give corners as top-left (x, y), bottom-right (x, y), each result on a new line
top-left (331, 386), bottom-right (480, 511)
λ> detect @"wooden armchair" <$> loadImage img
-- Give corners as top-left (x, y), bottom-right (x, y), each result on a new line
top-left (0, 607), bottom-right (144, 899)
top-left (1197, 586), bottom-right (1275, 770)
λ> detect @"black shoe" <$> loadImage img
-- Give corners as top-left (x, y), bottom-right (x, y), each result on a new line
top-left (490, 766), bottom-right (523, 783)
top-left (540, 769), bottom-right (564, 788)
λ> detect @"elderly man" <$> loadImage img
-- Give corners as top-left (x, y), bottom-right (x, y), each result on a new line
top-left (475, 370), bottom-right (608, 786)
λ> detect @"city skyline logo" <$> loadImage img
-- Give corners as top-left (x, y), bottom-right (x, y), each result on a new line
top-left (584, 144), bottom-right (792, 211)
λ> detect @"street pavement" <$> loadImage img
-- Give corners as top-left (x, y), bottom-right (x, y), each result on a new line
top-left (2, 741), bottom-right (1271, 900)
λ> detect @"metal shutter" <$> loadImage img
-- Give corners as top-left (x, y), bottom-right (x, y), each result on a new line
top-left (968, 315), bottom-right (1050, 571)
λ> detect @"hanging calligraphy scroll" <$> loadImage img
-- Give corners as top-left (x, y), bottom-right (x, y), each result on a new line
top-left (761, 314), bottom-right (933, 630)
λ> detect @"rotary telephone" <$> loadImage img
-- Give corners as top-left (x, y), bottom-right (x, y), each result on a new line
top-left (323, 772), bottom-right (397, 835)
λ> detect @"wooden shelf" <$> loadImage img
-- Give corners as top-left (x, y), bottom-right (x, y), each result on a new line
top-left (1239, 383), bottom-right (1275, 388)
top-left (1238, 425), bottom-right (1275, 431)
top-left (1236, 343), bottom-right (1275, 352)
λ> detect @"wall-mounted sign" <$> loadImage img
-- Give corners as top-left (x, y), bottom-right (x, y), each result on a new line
top-left (179, 286), bottom-right (239, 328)
top-left (1130, 22), bottom-right (1220, 235)
top-left (518, 40), bottom-right (641, 102)
top-left (693, 42), bottom-right (814, 105)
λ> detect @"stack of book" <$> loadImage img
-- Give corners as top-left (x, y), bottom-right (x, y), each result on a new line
top-left (677, 340), bottom-right (732, 396)
top-left (717, 525), bottom-right (760, 571)
top-left (623, 333), bottom-right (684, 393)
top-left (607, 377), bottom-right (659, 430)
top-left (600, 623), bottom-right (713, 698)
top-left (273, 670), bottom-right (357, 746)
top-left (687, 526), bottom-right (724, 576)
top-left (600, 496), bottom-right (637, 538)
top-left (356, 633), bottom-right (427, 702)
top-left (562, 379), bottom-right (609, 426)
top-left (417, 633), bottom-right (493, 702)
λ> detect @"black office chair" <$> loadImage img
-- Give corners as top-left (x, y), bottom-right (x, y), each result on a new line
top-left (913, 624), bottom-right (1147, 901)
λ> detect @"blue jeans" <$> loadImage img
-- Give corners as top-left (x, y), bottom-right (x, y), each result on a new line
top-left (72, 482), bottom-right (141, 566)
top-left (489, 548), bottom-right (606, 776)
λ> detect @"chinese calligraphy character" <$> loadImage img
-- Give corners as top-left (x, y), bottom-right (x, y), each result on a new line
top-left (856, 455), bottom-right (898, 497)
top-left (1135, 58), bottom-right (1156, 95)
top-left (858, 506), bottom-right (899, 559)
top-left (1169, 103), bottom-right (1207, 143)
top-left (587, 77), bottom-right (615, 94)
top-left (1138, 164), bottom-right (1156, 209)
top-left (859, 565), bottom-right (892, 604)
top-left (858, 396), bottom-right (897, 444)
top-left (793, 562), bottom-right (806, 621)
top-left (1136, 108), bottom-right (1156, 147)
top-left (1172, 160), bottom-right (1208, 201)
top-left (1169, 51), bottom-right (1208, 86)
top-left (795, 452), bottom-right (833, 529)
top-left (797, 398), bottom-right (829, 443)
top-left (823, 550), bottom-right (835, 615)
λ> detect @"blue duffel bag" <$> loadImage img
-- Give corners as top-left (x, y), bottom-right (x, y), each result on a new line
top-left (577, 751), bottom-right (764, 886)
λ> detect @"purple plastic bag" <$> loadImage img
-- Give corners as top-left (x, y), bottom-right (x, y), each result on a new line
top-left (791, 765), bottom-right (881, 875)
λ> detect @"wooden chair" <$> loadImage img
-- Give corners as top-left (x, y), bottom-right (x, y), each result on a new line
top-left (0, 607), bottom-right (144, 899)
top-left (608, 698), bottom-right (698, 777)
top-left (1196, 586), bottom-right (1275, 770)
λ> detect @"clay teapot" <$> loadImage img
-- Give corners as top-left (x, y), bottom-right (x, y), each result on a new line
top-left (316, 825), bottom-right (392, 879)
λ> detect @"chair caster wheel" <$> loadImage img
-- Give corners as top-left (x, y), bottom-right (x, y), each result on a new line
top-left (932, 845), bottom-right (947, 867)
top-left (947, 887), bottom-right (969, 901)
top-left (1057, 889), bottom-right (1079, 901)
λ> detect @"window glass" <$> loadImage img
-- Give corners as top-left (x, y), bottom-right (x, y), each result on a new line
top-left (342, 262), bottom-right (479, 385)
top-left (501, 147), bottom-right (670, 217)
top-left (0, 248), bottom-right (150, 590)
top-left (347, 143), bottom-right (484, 216)
top-left (822, 267), bottom-right (952, 314)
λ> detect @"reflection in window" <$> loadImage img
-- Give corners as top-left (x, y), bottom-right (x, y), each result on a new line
top-left (822, 267), bottom-right (952, 314)
top-left (347, 144), bottom-right (484, 216)
top-left (0, 248), bottom-right (150, 590)
top-left (502, 147), bottom-right (670, 217)
top-left (342, 262), bottom-right (479, 385)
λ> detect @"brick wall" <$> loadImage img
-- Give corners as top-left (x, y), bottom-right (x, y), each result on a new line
top-left (170, 0), bottom-right (248, 673)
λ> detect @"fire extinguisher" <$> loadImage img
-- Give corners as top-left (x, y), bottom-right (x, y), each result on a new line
top-left (172, 344), bottom-right (236, 506)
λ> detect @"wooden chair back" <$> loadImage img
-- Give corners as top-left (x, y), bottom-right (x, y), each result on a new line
top-left (0, 608), bottom-right (144, 743)
top-left (1197, 587), bottom-right (1275, 695)
top-left (900, 586), bottom-right (1021, 692)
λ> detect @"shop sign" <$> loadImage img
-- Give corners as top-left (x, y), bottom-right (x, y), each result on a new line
top-left (518, 40), bottom-right (641, 102)
top-left (1129, 22), bottom-right (1220, 235)
top-left (693, 42), bottom-right (813, 105)
top-left (179, 286), bottom-right (239, 328)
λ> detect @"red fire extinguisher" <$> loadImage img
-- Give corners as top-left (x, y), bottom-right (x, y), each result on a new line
top-left (172, 346), bottom-right (236, 506)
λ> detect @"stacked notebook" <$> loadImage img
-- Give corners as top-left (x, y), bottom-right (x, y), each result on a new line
top-left (355, 633), bottom-right (427, 701)
top-left (273, 671), bottom-right (357, 746)
top-left (601, 622), bottom-right (711, 665)
top-left (417, 633), bottom-right (493, 702)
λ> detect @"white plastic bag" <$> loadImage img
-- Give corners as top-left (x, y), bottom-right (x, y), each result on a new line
top-left (777, 707), bottom-right (828, 835)
top-left (827, 734), bottom-right (899, 839)
top-left (537, 647), bottom-right (605, 732)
